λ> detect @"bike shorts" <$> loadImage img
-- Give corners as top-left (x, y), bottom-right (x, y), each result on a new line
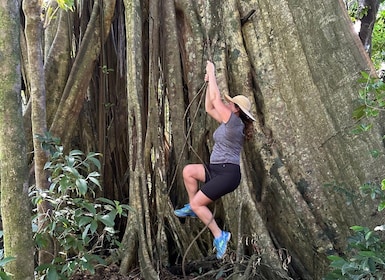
top-left (201, 163), bottom-right (241, 201)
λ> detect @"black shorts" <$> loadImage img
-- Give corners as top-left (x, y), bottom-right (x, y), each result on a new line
top-left (201, 163), bottom-right (241, 201)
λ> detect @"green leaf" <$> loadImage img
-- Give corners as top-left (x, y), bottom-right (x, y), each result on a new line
top-left (328, 255), bottom-right (347, 269)
top-left (88, 176), bottom-right (101, 188)
top-left (34, 233), bottom-right (49, 249)
top-left (76, 178), bottom-right (88, 195)
top-left (82, 202), bottom-right (97, 215)
top-left (0, 271), bottom-right (12, 280)
top-left (97, 197), bottom-right (115, 206)
top-left (47, 267), bottom-right (60, 280)
top-left (352, 105), bottom-right (366, 120)
top-left (341, 261), bottom-right (358, 275)
top-left (90, 220), bottom-right (98, 233)
top-left (44, 161), bottom-right (52, 170)
top-left (370, 150), bottom-right (380, 158)
top-left (86, 155), bottom-right (101, 170)
top-left (350, 225), bottom-right (366, 232)
top-left (361, 71), bottom-right (370, 79)
top-left (381, 179), bottom-right (385, 190)
top-left (82, 224), bottom-right (91, 241)
top-left (98, 211), bottom-right (116, 227)
top-left (62, 166), bottom-right (80, 177)
top-left (69, 149), bottom-right (84, 157)
top-left (104, 227), bottom-right (116, 234)
top-left (78, 216), bottom-right (93, 227)
top-left (378, 201), bottom-right (385, 211)
top-left (365, 231), bottom-right (374, 241)
top-left (358, 251), bottom-right (376, 257)
top-left (0, 256), bottom-right (16, 267)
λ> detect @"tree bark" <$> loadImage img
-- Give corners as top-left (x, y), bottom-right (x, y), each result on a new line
top-left (0, 0), bottom-right (34, 278)
top-left (22, 0), bottom-right (52, 264)
top-left (120, 1), bottom-right (158, 279)
top-left (49, 0), bottom-right (116, 148)
top-left (44, 3), bottom-right (73, 126)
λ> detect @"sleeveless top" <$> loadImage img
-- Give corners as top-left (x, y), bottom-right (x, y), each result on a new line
top-left (210, 113), bottom-right (245, 165)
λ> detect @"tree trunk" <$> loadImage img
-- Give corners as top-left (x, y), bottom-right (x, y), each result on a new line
top-left (358, 0), bottom-right (380, 55)
top-left (0, 0), bottom-right (34, 278)
top-left (117, 1), bottom-right (157, 278)
top-left (49, 1), bottom-right (116, 147)
top-left (22, 0), bottom-right (53, 264)
top-left (118, 0), bottom-right (385, 279)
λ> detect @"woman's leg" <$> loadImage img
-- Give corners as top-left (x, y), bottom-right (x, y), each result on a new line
top-left (182, 164), bottom-right (222, 237)
top-left (182, 164), bottom-right (206, 201)
top-left (190, 191), bottom-right (222, 238)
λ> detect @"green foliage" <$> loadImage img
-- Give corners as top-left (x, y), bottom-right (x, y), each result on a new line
top-left (325, 69), bottom-right (385, 279)
top-left (344, 1), bottom-right (385, 68)
top-left (345, 1), bottom-right (368, 22)
top-left (352, 71), bottom-right (385, 133)
top-left (31, 133), bottom-right (131, 279)
top-left (43, 0), bottom-right (75, 28)
top-left (56, 0), bottom-right (75, 11)
top-left (372, 9), bottom-right (385, 69)
top-left (0, 232), bottom-right (15, 280)
top-left (324, 226), bottom-right (385, 279)
top-left (359, 181), bottom-right (385, 211)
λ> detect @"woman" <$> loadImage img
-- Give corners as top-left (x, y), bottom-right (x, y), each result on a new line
top-left (174, 60), bottom-right (255, 259)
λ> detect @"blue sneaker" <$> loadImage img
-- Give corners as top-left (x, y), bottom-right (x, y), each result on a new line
top-left (174, 203), bottom-right (197, 218)
top-left (213, 231), bottom-right (231, 259)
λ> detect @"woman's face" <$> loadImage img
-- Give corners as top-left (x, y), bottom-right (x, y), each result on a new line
top-left (226, 102), bottom-right (239, 113)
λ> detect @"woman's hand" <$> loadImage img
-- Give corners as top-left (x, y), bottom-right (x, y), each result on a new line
top-left (205, 61), bottom-right (215, 79)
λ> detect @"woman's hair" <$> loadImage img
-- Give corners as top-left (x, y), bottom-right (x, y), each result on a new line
top-left (236, 105), bottom-right (254, 141)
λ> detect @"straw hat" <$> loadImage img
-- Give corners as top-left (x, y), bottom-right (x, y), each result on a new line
top-left (224, 94), bottom-right (255, 121)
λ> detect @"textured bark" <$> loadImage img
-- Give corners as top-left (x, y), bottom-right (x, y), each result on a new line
top-left (49, 0), bottom-right (116, 148)
top-left (237, 0), bottom-right (383, 278)
top-left (44, 4), bottom-right (73, 126)
top-left (120, 1), bottom-right (157, 279)
top-left (22, 0), bottom-right (52, 264)
top-left (0, 0), bottom-right (34, 278)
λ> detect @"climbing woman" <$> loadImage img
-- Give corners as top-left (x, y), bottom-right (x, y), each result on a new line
top-left (174, 60), bottom-right (255, 259)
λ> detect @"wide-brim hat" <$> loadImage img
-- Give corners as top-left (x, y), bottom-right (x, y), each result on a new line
top-left (224, 94), bottom-right (256, 121)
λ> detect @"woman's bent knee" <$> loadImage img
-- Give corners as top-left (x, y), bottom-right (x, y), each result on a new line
top-left (183, 164), bottom-right (205, 182)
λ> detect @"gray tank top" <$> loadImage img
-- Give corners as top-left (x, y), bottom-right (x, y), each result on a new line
top-left (210, 113), bottom-right (245, 165)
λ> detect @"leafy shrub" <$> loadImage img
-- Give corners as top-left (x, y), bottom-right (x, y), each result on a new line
top-left (371, 9), bottom-right (385, 70)
top-left (31, 133), bottom-right (131, 279)
top-left (344, 1), bottom-right (385, 68)
top-left (352, 72), bottom-right (385, 131)
top-left (324, 226), bottom-right (385, 279)
top-left (325, 71), bottom-right (385, 279)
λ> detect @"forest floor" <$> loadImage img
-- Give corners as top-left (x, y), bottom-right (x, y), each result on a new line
top-left (70, 265), bottom-right (209, 280)
top-left (70, 265), bottom-right (133, 280)
top-left (70, 256), bottom-right (227, 279)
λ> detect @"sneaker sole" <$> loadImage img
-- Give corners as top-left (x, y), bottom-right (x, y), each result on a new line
top-left (174, 212), bottom-right (197, 218)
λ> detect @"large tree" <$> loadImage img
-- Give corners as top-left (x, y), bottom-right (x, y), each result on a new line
top-left (0, 0), bottom-right (34, 278)
top-left (118, 1), bottom-right (385, 279)
top-left (18, 0), bottom-right (385, 279)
